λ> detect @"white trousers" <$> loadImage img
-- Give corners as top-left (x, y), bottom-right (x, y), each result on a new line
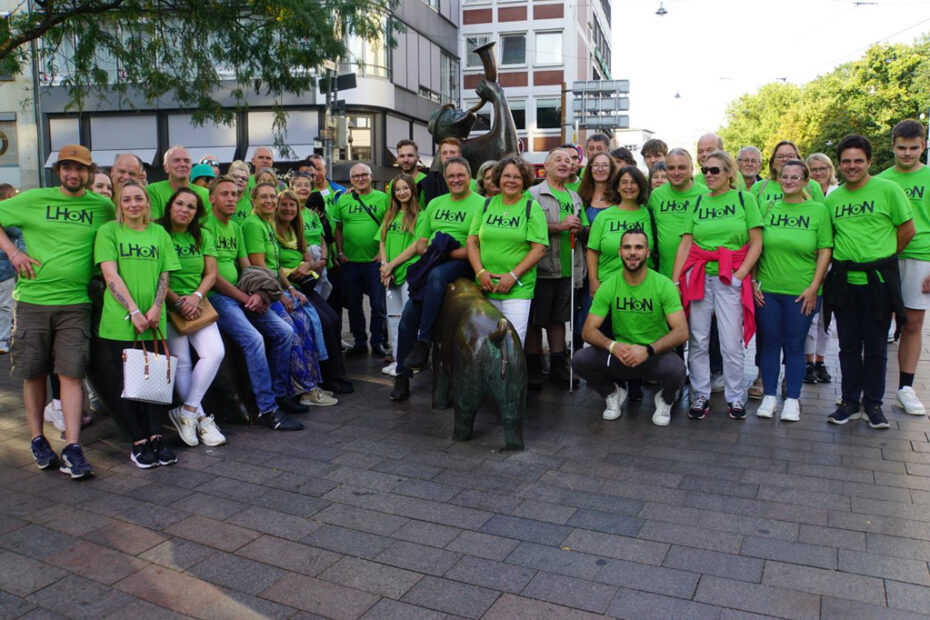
top-left (804, 309), bottom-right (830, 357)
top-left (688, 274), bottom-right (745, 403)
top-left (490, 298), bottom-right (532, 345)
top-left (0, 277), bottom-right (13, 343)
top-left (167, 322), bottom-right (226, 415)
top-left (385, 282), bottom-right (409, 360)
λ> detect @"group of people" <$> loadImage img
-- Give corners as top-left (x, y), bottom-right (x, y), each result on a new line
top-left (2, 117), bottom-right (928, 480)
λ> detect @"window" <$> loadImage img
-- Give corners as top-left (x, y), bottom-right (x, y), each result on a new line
top-left (337, 113), bottom-right (373, 162)
top-left (509, 100), bottom-right (526, 131)
top-left (536, 98), bottom-right (561, 130)
top-left (422, 0), bottom-right (439, 11)
top-left (345, 18), bottom-right (391, 79)
top-left (466, 36), bottom-right (491, 68)
top-left (535, 32), bottom-right (563, 66)
top-left (466, 101), bottom-right (492, 132)
top-left (500, 33), bottom-right (526, 66)
top-left (440, 51), bottom-right (459, 104)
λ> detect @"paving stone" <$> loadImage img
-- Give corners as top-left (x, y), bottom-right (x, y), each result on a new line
top-left (694, 575), bottom-right (820, 620)
top-left (168, 492), bottom-right (246, 520)
top-left (739, 536), bottom-right (837, 569)
top-left (679, 475), bottom-right (760, 499)
top-left (561, 529), bottom-right (669, 565)
top-left (885, 579), bottom-right (930, 614)
top-left (318, 556), bottom-right (422, 599)
top-left (401, 575), bottom-right (500, 619)
top-left (28, 574), bottom-right (135, 618)
top-left (761, 561), bottom-right (885, 606)
top-left (563, 507), bottom-right (644, 537)
top-left (663, 545), bottom-right (763, 582)
top-left (797, 524), bottom-right (866, 551)
top-left (29, 505), bottom-right (118, 537)
top-left (226, 505), bottom-right (321, 541)
top-left (375, 540), bottom-right (461, 575)
top-left (198, 476), bottom-right (267, 502)
top-left (821, 596), bottom-right (928, 620)
top-left (0, 524), bottom-right (77, 560)
top-left (370, 459), bottom-right (443, 481)
top-left (46, 540), bottom-right (148, 585)
top-left (100, 597), bottom-right (187, 619)
top-left (0, 591), bottom-right (37, 618)
top-left (638, 502), bottom-right (798, 541)
top-left (637, 520), bottom-right (743, 553)
top-left (162, 515), bottom-right (260, 552)
top-left (83, 520), bottom-right (167, 555)
top-left (445, 530), bottom-right (520, 561)
top-left (593, 557), bottom-right (699, 598)
top-left (324, 485), bottom-right (493, 530)
top-left (504, 541), bottom-right (605, 581)
top-left (360, 598), bottom-right (446, 620)
top-left (444, 555), bottom-right (535, 593)
top-left (450, 488), bottom-right (523, 513)
top-left (303, 524), bottom-right (394, 559)
top-left (251, 488), bottom-right (329, 518)
top-left (607, 587), bottom-right (722, 620)
top-left (479, 514), bottom-right (571, 546)
top-left (482, 593), bottom-right (605, 620)
top-left (837, 548), bottom-right (930, 584)
top-left (236, 534), bottom-right (341, 576)
top-left (866, 532), bottom-right (930, 561)
top-left (391, 520), bottom-right (461, 548)
top-left (186, 550), bottom-right (288, 595)
top-left (313, 502), bottom-right (408, 535)
top-left (139, 538), bottom-right (218, 570)
top-left (118, 502), bottom-right (190, 531)
top-left (393, 479), bottom-right (461, 502)
top-left (0, 549), bottom-right (67, 596)
top-left (520, 570), bottom-right (616, 614)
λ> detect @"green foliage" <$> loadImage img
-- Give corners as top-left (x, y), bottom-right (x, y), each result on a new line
top-left (0, 0), bottom-right (398, 127)
top-left (720, 37), bottom-right (930, 173)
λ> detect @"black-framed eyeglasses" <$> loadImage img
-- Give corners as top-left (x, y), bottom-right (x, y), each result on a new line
top-left (701, 166), bottom-right (722, 175)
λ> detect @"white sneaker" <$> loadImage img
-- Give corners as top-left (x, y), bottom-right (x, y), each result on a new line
top-left (896, 386), bottom-right (926, 415)
top-left (168, 407), bottom-right (199, 447)
top-left (197, 415), bottom-right (227, 446)
top-left (381, 361), bottom-right (398, 376)
top-left (780, 398), bottom-right (800, 422)
top-left (43, 400), bottom-right (65, 432)
top-left (756, 395), bottom-right (777, 419)
top-left (652, 392), bottom-right (672, 426)
top-left (301, 387), bottom-right (338, 406)
top-left (603, 385), bottom-right (627, 420)
top-left (711, 373), bottom-right (725, 393)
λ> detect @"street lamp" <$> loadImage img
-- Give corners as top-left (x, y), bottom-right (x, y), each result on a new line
top-left (656, 2), bottom-right (667, 16)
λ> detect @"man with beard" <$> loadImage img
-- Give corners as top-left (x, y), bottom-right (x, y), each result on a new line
top-left (387, 139), bottom-right (427, 197)
top-left (572, 229), bottom-right (688, 426)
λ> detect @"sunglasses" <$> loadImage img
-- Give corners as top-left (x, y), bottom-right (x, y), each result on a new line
top-left (701, 166), bottom-right (722, 175)
top-left (200, 159), bottom-right (219, 167)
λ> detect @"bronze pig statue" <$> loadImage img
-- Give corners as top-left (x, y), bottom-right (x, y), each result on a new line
top-left (431, 278), bottom-right (526, 450)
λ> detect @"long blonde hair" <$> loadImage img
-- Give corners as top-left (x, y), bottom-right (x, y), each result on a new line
top-left (382, 173), bottom-right (421, 241)
top-left (115, 180), bottom-right (150, 226)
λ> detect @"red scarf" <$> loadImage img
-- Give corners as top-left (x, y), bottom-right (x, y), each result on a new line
top-left (679, 243), bottom-right (756, 346)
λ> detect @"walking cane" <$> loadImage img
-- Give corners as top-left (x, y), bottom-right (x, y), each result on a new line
top-left (569, 230), bottom-right (576, 393)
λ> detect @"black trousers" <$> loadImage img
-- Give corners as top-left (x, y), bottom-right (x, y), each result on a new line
top-left (95, 338), bottom-right (169, 442)
top-left (833, 284), bottom-right (892, 409)
top-left (572, 347), bottom-right (686, 404)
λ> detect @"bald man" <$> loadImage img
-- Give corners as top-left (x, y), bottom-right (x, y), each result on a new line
top-left (110, 153), bottom-right (142, 198)
top-left (334, 163), bottom-right (390, 357)
top-left (694, 133), bottom-right (745, 190)
top-left (247, 147), bottom-right (275, 193)
top-left (146, 145), bottom-right (210, 219)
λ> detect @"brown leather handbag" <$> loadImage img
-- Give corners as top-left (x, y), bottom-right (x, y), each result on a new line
top-left (167, 297), bottom-right (219, 335)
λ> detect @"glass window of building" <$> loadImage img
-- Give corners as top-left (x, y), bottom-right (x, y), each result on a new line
top-left (536, 98), bottom-right (561, 130)
top-left (440, 52), bottom-right (460, 104)
top-left (535, 32), bottom-right (563, 66)
top-left (500, 33), bottom-right (526, 66)
top-left (345, 20), bottom-right (391, 79)
top-left (509, 99), bottom-right (526, 131)
top-left (337, 113), bottom-right (374, 162)
top-left (466, 36), bottom-right (491, 68)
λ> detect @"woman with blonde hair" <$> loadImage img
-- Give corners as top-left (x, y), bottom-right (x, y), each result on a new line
top-left (226, 160), bottom-right (252, 221)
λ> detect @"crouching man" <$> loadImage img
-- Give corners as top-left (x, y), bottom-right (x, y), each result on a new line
top-left (572, 230), bottom-right (688, 426)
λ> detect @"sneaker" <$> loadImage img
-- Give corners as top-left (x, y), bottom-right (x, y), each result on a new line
top-left (151, 436), bottom-right (178, 466)
top-left (710, 373), bottom-right (725, 393)
top-left (84, 379), bottom-right (103, 412)
top-left (345, 343), bottom-right (368, 356)
top-left (603, 385), bottom-right (627, 420)
top-left (43, 400), bottom-right (65, 432)
top-left (652, 392), bottom-right (672, 426)
top-left (341, 339), bottom-right (351, 351)
top-left (827, 401), bottom-right (862, 425)
top-left (301, 387), bottom-right (338, 406)
top-left (756, 395), bottom-right (777, 419)
top-left (813, 363), bottom-right (831, 383)
top-left (390, 374), bottom-right (410, 401)
top-left (259, 409), bottom-right (303, 431)
top-left (888, 326), bottom-right (896, 343)
top-left (168, 407), bottom-right (199, 447)
top-left (689, 396), bottom-right (710, 420)
top-left (728, 401), bottom-right (746, 420)
top-left (404, 340), bottom-right (431, 370)
top-left (748, 375), bottom-right (764, 400)
top-left (30, 435), bottom-right (59, 470)
top-left (803, 363), bottom-right (817, 384)
top-left (896, 386), bottom-right (926, 416)
top-left (321, 379), bottom-right (354, 394)
top-left (381, 361), bottom-right (398, 376)
top-left (130, 440), bottom-right (159, 469)
top-left (780, 398), bottom-right (801, 422)
top-left (59, 443), bottom-right (94, 479)
top-left (276, 395), bottom-right (309, 414)
top-left (197, 415), bottom-right (226, 447)
top-left (371, 343), bottom-right (390, 358)
top-left (865, 405), bottom-right (890, 430)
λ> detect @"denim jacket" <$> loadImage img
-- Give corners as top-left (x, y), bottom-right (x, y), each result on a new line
top-left (0, 227), bottom-right (25, 282)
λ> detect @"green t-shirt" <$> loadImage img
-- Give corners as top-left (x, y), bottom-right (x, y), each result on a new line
top-left (376, 211), bottom-right (421, 285)
top-left (826, 176), bottom-right (912, 285)
top-left (301, 208), bottom-right (325, 248)
top-left (233, 195), bottom-right (252, 223)
top-left (201, 213), bottom-right (246, 287)
top-left (0, 188), bottom-right (114, 305)
top-left (242, 213), bottom-right (280, 272)
top-left (750, 178), bottom-right (825, 216)
top-left (467, 195), bottom-right (549, 300)
top-left (647, 183), bottom-right (704, 279)
top-left (565, 178), bottom-right (581, 193)
top-left (682, 190), bottom-right (763, 276)
top-left (314, 183), bottom-right (343, 226)
top-left (415, 192), bottom-right (485, 246)
top-left (146, 181), bottom-right (210, 221)
top-left (94, 222), bottom-right (181, 341)
top-left (589, 269), bottom-right (683, 346)
top-left (587, 206), bottom-right (654, 282)
top-left (879, 166), bottom-right (930, 261)
top-left (169, 228), bottom-right (217, 296)
top-left (334, 190), bottom-right (389, 262)
top-left (276, 228), bottom-right (304, 271)
top-left (550, 188), bottom-right (590, 277)
top-left (758, 200), bottom-right (833, 296)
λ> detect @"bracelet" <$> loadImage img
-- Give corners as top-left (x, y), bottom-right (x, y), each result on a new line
top-left (130, 309), bottom-right (141, 316)
top-left (9, 249), bottom-right (19, 259)
top-left (509, 271), bottom-right (523, 286)
top-left (476, 268), bottom-right (487, 278)
top-left (608, 340), bottom-right (616, 354)
top-left (193, 291), bottom-right (203, 300)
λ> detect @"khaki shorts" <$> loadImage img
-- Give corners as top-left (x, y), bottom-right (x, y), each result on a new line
top-left (10, 302), bottom-right (91, 380)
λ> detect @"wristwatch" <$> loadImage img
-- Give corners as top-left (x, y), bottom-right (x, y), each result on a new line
top-left (645, 344), bottom-right (656, 357)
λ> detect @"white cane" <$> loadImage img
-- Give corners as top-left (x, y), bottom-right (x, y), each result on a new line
top-left (569, 229), bottom-right (576, 393)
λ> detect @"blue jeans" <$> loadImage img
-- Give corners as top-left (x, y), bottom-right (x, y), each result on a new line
top-left (395, 259), bottom-right (473, 377)
top-left (342, 261), bottom-right (386, 348)
top-left (757, 292), bottom-right (820, 399)
top-left (212, 293), bottom-right (294, 413)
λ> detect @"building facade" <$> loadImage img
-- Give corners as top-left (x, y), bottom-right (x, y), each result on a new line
top-left (12, 0), bottom-right (460, 189)
top-left (459, 0), bottom-right (613, 164)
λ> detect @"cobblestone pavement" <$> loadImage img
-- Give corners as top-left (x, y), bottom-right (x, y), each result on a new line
top-left (3, 326), bottom-right (930, 619)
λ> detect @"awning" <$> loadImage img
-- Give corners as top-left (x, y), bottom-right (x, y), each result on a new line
top-left (245, 144), bottom-right (317, 163)
top-left (385, 146), bottom-right (433, 168)
top-left (92, 149), bottom-right (158, 168)
top-left (186, 146), bottom-right (239, 167)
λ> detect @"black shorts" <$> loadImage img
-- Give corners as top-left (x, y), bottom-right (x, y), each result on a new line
top-left (530, 278), bottom-right (572, 326)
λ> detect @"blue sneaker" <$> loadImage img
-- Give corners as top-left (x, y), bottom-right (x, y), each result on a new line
top-left (828, 401), bottom-right (862, 425)
top-left (59, 443), bottom-right (94, 479)
top-left (30, 435), bottom-right (59, 470)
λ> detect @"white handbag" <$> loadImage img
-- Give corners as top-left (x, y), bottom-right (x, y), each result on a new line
top-left (121, 328), bottom-right (177, 405)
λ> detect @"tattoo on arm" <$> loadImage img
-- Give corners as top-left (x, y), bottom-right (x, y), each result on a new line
top-left (108, 280), bottom-right (133, 311)
top-left (154, 273), bottom-right (169, 307)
